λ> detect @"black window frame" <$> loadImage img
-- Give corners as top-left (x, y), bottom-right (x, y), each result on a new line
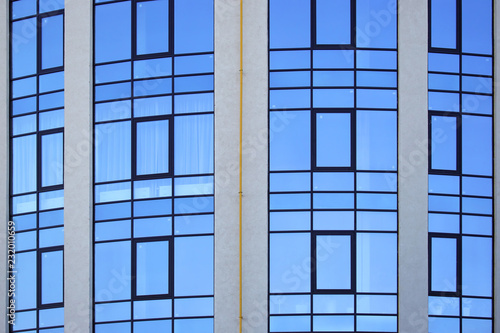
top-left (428, 0), bottom-right (461, 53)
top-left (38, 10), bottom-right (65, 73)
top-left (428, 111), bottom-right (462, 175)
top-left (37, 245), bottom-right (64, 309)
top-left (38, 127), bottom-right (64, 191)
top-left (428, 233), bottom-right (462, 297)
top-left (312, 0), bottom-right (356, 50)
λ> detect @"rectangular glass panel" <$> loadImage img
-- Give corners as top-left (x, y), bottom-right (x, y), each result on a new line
top-left (12, 18), bottom-right (37, 78)
top-left (136, 241), bottom-right (169, 296)
top-left (95, 1), bottom-right (131, 63)
top-left (12, 134), bottom-right (37, 194)
top-left (431, 0), bottom-right (457, 49)
top-left (136, 0), bottom-right (169, 55)
top-left (316, 113), bottom-right (351, 168)
top-left (316, 235), bottom-right (351, 290)
top-left (95, 121), bottom-right (131, 182)
top-left (41, 14), bottom-right (63, 69)
top-left (431, 115), bottom-right (457, 171)
top-left (41, 132), bottom-right (63, 187)
top-left (462, 0), bottom-right (492, 55)
top-left (316, 0), bottom-right (351, 45)
top-left (136, 120), bottom-right (169, 175)
top-left (41, 250), bottom-right (63, 304)
top-left (431, 237), bottom-right (457, 292)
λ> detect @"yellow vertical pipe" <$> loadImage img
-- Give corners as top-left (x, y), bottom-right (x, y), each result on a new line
top-left (239, 0), bottom-right (244, 333)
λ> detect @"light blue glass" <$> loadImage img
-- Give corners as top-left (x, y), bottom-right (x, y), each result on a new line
top-left (313, 89), bottom-right (353, 108)
top-left (316, 0), bottom-right (351, 45)
top-left (12, 0), bottom-right (36, 19)
top-left (313, 70), bottom-right (353, 87)
top-left (462, 115), bottom-right (492, 176)
top-left (429, 53), bottom-right (460, 73)
top-left (313, 193), bottom-right (354, 210)
top-left (174, 92), bottom-right (213, 113)
top-left (95, 302), bottom-right (131, 322)
top-left (429, 92), bottom-right (460, 112)
top-left (41, 250), bottom-right (63, 304)
top-left (174, 75), bottom-right (213, 93)
top-left (462, 319), bottom-right (492, 333)
top-left (356, 233), bottom-right (397, 292)
top-left (357, 50), bottom-right (397, 69)
top-left (174, 236), bottom-right (213, 296)
top-left (133, 299), bottom-right (172, 319)
top-left (134, 198), bottom-right (172, 217)
top-left (270, 172), bottom-right (310, 192)
top-left (462, 76), bottom-right (492, 94)
top-left (14, 251), bottom-right (37, 310)
top-left (15, 230), bottom-right (36, 251)
top-left (462, 298), bottom-right (492, 318)
top-left (134, 96), bottom-right (171, 117)
top-left (39, 0), bottom-right (64, 12)
top-left (95, 1), bottom-right (131, 63)
top-left (270, 193), bottom-right (310, 210)
top-left (357, 193), bottom-right (397, 210)
top-left (270, 315), bottom-right (310, 332)
top-left (431, 237), bottom-right (457, 292)
top-left (12, 134), bottom-right (36, 194)
top-left (174, 297), bottom-right (213, 317)
top-left (428, 296), bottom-right (460, 316)
top-left (39, 227), bottom-right (64, 247)
top-left (12, 193), bottom-right (37, 214)
top-left (95, 182), bottom-right (131, 203)
top-left (357, 89), bottom-right (397, 109)
top-left (174, 114), bottom-right (213, 175)
top-left (428, 73), bottom-right (460, 91)
top-left (174, 54), bottom-right (213, 75)
top-left (41, 15), bottom-right (63, 69)
top-left (41, 132), bottom-right (63, 187)
top-left (313, 211), bottom-right (354, 230)
top-left (39, 91), bottom-right (64, 110)
top-left (94, 202), bottom-right (131, 221)
top-left (39, 307), bottom-right (63, 328)
top-left (357, 0), bottom-right (397, 49)
top-left (462, 55), bottom-right (492, 75)
top-left (270, 50), bottom-right (311, 70)
top-left (136, 0), bottom-right (169, 55)
top-left (271, 71), bottom-right (311, 88)
top-left (174, 214), bottom-right (213, 235)
top-left (174, 318), bottom-right (213, 333)
top-left (462, 0), bottom-right (492, 55)
top-left (428, 213), bottom-right (460, 234)
top-left (271, 89), bottom-right (311, 109)
top-left (95, 62), bottom-right (131, 84)
top-left (313, 295), bottom-right (354, 314)
top-left (95, 121), bottom-right (131, 182)
top-left (462, 215), bottom-right (492, 236)
top-left (313, 172), bottom-right (354, 191)
top-left (357, 71), bottom-right (397, 88)
top-left (357, 315), bottom-right (397, 332)
top-left (134, 217), bottom-right (171, 238)
top-left (270, 232), bottom-right (310, 292)
top-left (462, 197), bottom-right (492, 215)
top-left (316, 235), bottom-right (351, 290)
top-left (431, 115), bottom-right (457, 171)
top-left (270, 295), bottom-right (310, 314)
top-left (136, 120), bottom-right (169, 175)
top-left (314, 50), bottom-right (354, 69)
top-left (316, 113), bottom-right (351, 167)
top-left (270, 211), bottom-right (310, 231)
top-left (313, 315), bottom-right (354, 332)
top-left (270, 0), bottom-right (310, 48)
top-left (13, 114), bottom-right (36, 135)
top-left (462, 236), bottom-right (493, 297)
top-left (95, 82), bottom-right (131, 101)
top-left (134, 320), bottom-right (172, 332)
top-left (137, 241), bottom-right (169, 295)
top-left (12, 311), bottom-right (36, 330)
top-left (95, 101), bottom-right (131, 122)
top-left (462, 94), bottom-right (492, 115)
top-left (357, 211), bottom-right (397, 231)
top-left (12, 76), bottom-right (36, 98)
top-left (357, 295), bottom-right (397, 314)
top-left (133, 78), bottom-right (172, 97)
top-left (174, 196), bottom-right (213, 214)
top-left (429, 174), bottom-right (460, 194)
top-left (13, 213), bottom-right (37, 231)
top-left (134, 178), bottom-right (172, 199)
top-left (134, 57), bottom-right (172, 79)
top-left (174, 0), bottom-right (213, 53)
top-left (174, 176), bottom-right (213, 196)
top-left (95, 220), bottom-right (131, 241)
top-left (39, 71), bottom-right (64, 93)
top-left (94, 241), bottom-right (131, 301)
top-left (356, 111), bottom-right (397, 171)
top-left (357, 172), bottom-right (397, 192)
top-left (12, 18), bottom-right (37, 78)
top-left (428, 195), bottom-right (460, 213)
top-left (95, 322), bottom-right (131, 333)
top-left (12, 96), bottom-right (36, 116)
top-left (431, 0), bottom-right (456, 49)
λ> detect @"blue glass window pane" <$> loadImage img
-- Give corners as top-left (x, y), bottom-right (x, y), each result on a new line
top-left (463, 298), bottom-right (492, 318)
top-left (12, 18), bottom-right (37, 78)
top-left (462, 319), bottom-right (492, 333)
top-left (462, 236), bottom-right (492, 297)
top-left (174, 54), bottom-right (213, 75)
top-left (16, 230), bottom-right (36, 252)
top-left (429, 91), bottom-right (459, 112)
top-left (94, 241), bottom-right (131, 301)
top-left (357, 172), bottom-right (397, 192)
top-left (134, 217), bottom-right (171, 238)
top-left (134, 178), bottom-right (172, 199)
top-left (313, 295), bottom-right (353, 314)
top-left (15, 251), bottom-right (37, 310)
top-left (462, 94), bottom-right (492, 115)
top-left (270, 211), bottom-right (310, 231)
top-left (39, 109), bottom-right (64, 131)
top-left (357, 193), bottom-right (397, 210)
top-left (431, 237), bottom-right (457, 292)
top-left (431, 116), bottom-right (457, 171)
top-left (39, 71), bottom-right (64, 94)
top-left (41, 132), bottom-right (63, 187)
top-left (174, 0), bottom-right (213, 53)
top-left (95, 82), bottom-right (131, 101)
top-left (356, 211), bottom-right (397, 231)
top-left (314, 211), bottom-right (354, 230)
top-left (133, 198), bottom-right (172, 217)
top-left (12, 134), bottom-right (36, 194)
top-left (134, 78), bottom-right (172, 97)
top-left (137, 241), bottom-right (169, 295)
top-left (270, 0), bottom-right (310, 48)
top-left (429, 195), bottom-right (460, 213)
top-left (314, 50), bottom-right (354, 69)
top-left (270, 111), bottom-right (310, 171)
top-left (174, 297), bottom-right (213, 317)
top-left (95, 202), bottom-right (131, 221)
top-left (429, 175), bottom-right (460, 195)
top-left (357, 316), bottom-right (397, 332)
top-left (356, 233), bottom-right (397, 292)
top-left (174, 236), bottom-right (213, 296)
top-left (39, 91), bottom-right (64, 110)
top-left (462, 55), bottom-right (492, 76)
top-left (95, 1), bottom-right (131, 63)
top-left (174, 176), bottom-right (213, 196)
top-left (134, 58), bottom-right (172, 79)
top-left (462, 115), bottom-right (492, 176)
top-left (39, 0), bottom-right (64, 12)
top-left (95, 220), bottom-right (131, 241)
top-left (95, 322), bottom-right (131, 333)
top-left (134, 299), bottom-right (172, 319)
top-left (174, 196), bottom-right (213, 214)
top-left (357, 50), bottom-right (397, 69)
top-left (316, 113), bottom-right (351, 168)
top-left (12, 311), bottom-right (35, 331)
top-left (270, 315), bottom-right (310, 332)
top-left (313, 89), bottom-right (354, 108)
top-left (38, 307), bottom-right (64, 328)
top-left (270, 50), bottom-right (311, 70)
top-left (95, 62), bottom-right (131, 84)
top-left (270, 193), bottom-right (311, 210)
top-left (95, 121), bottom-right (131, 182)
top-left (95, 302), bottom-right (131, 322)
top-left (13, 114), bottom-right (36, 135)
top-left (429, 53), bottom-right (460, 73)
top-left (174, 214), bottom-right (214, 235)
top-left (13, 213), bottom-right (37, 231)
top-left (95, 100), bottom-right (131, 122)
top-left (174, 114), bottom-right (213, 175)
top-left (462, 197), bottom-right (492, 215)
top-left (41, 250), bottom-right (63, 304)
top-left (12, 76), bottom-right (36, 98)
top-left (313, 315), bottom-right (354, 331)
top-left (356, 0), bottom-right (397, 48)
top-left (462, 215), bottom-right (492, 236)
top-left (428, 73), bottom-right (459, 91)
top-left (39, 227), bottom-right (64, 247)
top-left (314, 172), bottom-right (354, 191)
top-left (134, 320), bottom-right (172, 332)
top-left (136, 0), bottom-right (169, 55)
top-left (429, 296), bottom-right (460, 316)
top-left (357, 89), bottom-right (397, 109)
top-left (271, 295), bottom-right (311, 314)
top-left (12, 0), bottom-right (36, 19)
top-left (12, 96), bottom-right (37, 116)
top-left (95, 182), bottom-right (131, 203)
top-left (462, 0), bottom-right (492, 55)
top-left (316, 235), bottom-right (351, 290)
top-left (12, 193), bottom-right (37, 214)
top-left (270, 172), bottom-right (310, 192)
top-left (462, 176), bottom-right (492, 197)
top-left (357, 111), bottom-right (397, 170)
top-left (174, 75), bottom-right (213, 93)
top-left (313, 71), bottom-right (353, 87)
top-left (41, 15), bottom-right (63, 69)
top-left (462, 76), bottom-right (492, 94)
top-left (134, 96), bottom-right (171, 117)
top-left (174, 318), bottom-right (213, 333)
top-left (271, 89), bottom-right (311, 109)
top-left (316, 0), bottom-right (351, 45)
top-left (357, 295), bottom-right (397, 314)
top-left (136, 120), bottom-right (169, 175)
top-left (431, 0), bottom-right (456, 49)
top-left (174, 93), bottom-right (213, 114)
top-left (357, 71), bottom-right (397, 88)
top-left (270, 233), bottom-right (310, 292)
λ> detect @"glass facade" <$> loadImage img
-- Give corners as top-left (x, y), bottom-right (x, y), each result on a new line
top-left (9, 0), bottom-right (65, 331)
top-left (428, 0), bottom-right (494, 331)
top-left (92, 0), bottom-right (214, 332)
top-left (268, 0), bottom-right (398, 332)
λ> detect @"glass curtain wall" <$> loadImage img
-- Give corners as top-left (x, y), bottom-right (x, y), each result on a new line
top-left (268, 0), bottom-right (398, 332)
top-left (92, 0), bottom-right (214, 332)
top-left (9, 0), bottom-right (65, 332)
top-left (428, 0), bottom-right (494, 331)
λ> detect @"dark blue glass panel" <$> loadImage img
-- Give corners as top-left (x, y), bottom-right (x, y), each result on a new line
top-left (136, 120), bottom-right (169, 175)
top-left (136, 241), bottom-right (169, 295)
top-left (316, 0), bottom-right (351, 45)
top-left (95, 1), bottom-right (131, 63)
top-left (174, 0), bottom-right (213, 53)
top-left (462, 0), bottom-right (492, 55)
top-left (431, 0), bottom-right (456, 49)
top-left (316, 113), bottom-right (351, 167)
top-left (431, 115), bottom-right (457, 171)
top-left (41, 250), bottom-right (63, 304)
top-left (12, 18), bottom-right (37, 78)
top-left (136, 0), bottom-right (169, 55)
top-left (269, 0), bottom-right (310, 48)
top-left (41, 14), bottom-right (63, 69)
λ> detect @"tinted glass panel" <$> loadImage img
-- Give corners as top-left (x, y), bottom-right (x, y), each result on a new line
top-left (136, 0), bottom-right (169, 55)
top-left (136, 241), bottom-right (169, 296)
top-left (136, 120), bottom-right (169, 175)
top-left (316, 0), bottom-right (351, 45)
top-left (316, 113), bottom-right (351, 168)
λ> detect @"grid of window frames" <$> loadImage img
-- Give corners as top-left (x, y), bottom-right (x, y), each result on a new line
top-left (9, 0), bottom-right (65, 332)
top-left (428, 0), bottom-right (494, 331)
top-left (92, 0), bottom-right (214, 332)
top-left (269, 0), bottom-right (398, 332)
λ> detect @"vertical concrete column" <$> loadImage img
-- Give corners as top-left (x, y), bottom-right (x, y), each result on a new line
top-left (241, 0), bottom-right (268, 332)
top-left (214, 0), bottom-right (241, 332)
top-left (398, 0), bottom-right (429, 332)
top-left (0, 0), bottom-right (8, 332)
top-left (64, 0), bottom-right (93, 331)
top-left (494, 0), bottom-right (500, 331)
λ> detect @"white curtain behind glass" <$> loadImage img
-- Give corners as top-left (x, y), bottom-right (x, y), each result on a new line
top-left (95, 121), bottom-right (131, 182)
top-left (13, 134), bottom-right (37, 194)
top-left (136, 120), bottom-right (169, 175)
